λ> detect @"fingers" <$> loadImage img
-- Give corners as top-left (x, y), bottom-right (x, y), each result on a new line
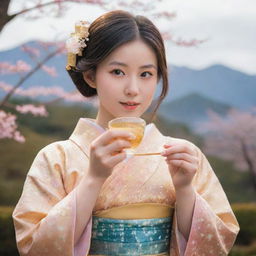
top-left (161, 143), bottom-right (196, 157)
top-left (165, 159), bottom-right (198, 175)
top-left (161, 143), bottom-right (199, 174)
top-left (165, 152), bottom-right (198, 164)
top-left (105, 139), bottom-right (131, 155)
top-left (97, 130), bottom-right (135, 146)
top-left (107, 151), bottom-right (128, 166)
top-left (91, 130), bottom-right (133, 156)
top-left (90, 130), bottom-right (134, 164)
top-left (94, 151), bottom-right (127, 170)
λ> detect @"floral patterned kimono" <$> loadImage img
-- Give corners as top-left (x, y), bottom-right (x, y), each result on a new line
top-left (13, 118), bottom-right (239, 256)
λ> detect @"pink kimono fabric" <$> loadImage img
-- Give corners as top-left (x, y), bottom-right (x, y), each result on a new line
top-left (13, 118), bottom-right (239, 256)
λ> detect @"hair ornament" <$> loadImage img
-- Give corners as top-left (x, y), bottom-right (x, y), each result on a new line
top-left (66, 21), bottom-right (90, 70)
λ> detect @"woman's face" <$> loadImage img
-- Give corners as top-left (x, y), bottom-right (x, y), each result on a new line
top-left (86, 39), bottom-right (158, 128)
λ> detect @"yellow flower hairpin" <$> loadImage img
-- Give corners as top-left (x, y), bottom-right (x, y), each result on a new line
top-left (66, 21), bottom-right (90, 70)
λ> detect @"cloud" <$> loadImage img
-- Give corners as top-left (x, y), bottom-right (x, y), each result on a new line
top-left (162, 0), bottom-right (256, 74)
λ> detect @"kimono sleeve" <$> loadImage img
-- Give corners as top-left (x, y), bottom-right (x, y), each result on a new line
top-left (12, 143), bottom-right (92, 256)
top-left (171, 147), bottom-right (239, 256)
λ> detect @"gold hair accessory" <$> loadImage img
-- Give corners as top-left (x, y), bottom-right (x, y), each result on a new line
top-left (66, 21), bottom-right (90, 70)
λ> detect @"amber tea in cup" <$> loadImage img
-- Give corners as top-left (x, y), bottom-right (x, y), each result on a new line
top-left (108, 117), bottom-right (146, 152)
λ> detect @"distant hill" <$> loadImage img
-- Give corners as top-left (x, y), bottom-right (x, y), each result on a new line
top-left (167, 65), bottom-right (256, 109)
top-left (159, 93), bottom-right (231, 129)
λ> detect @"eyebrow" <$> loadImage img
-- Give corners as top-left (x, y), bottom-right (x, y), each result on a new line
top-left (108, 61), bottom-right (157, 70)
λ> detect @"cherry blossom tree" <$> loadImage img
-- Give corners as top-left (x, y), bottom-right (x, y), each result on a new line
top-left (201, 108), bottom-right (256, 190)
top-left (0, 0), bottom-right (205, 142)
top-left (0, 0), bottom-right (104, 32)
top-left (1, 0), bottom-right (175, 32)
top-left (0, 39), bottom-right (98, 142)
top-left (0, 0), bottom-right (205, 46)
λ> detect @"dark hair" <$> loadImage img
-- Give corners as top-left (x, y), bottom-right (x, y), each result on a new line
top-left (67, 10), bottom-right (168, 119)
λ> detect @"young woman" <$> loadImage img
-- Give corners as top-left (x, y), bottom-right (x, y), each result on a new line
top-left (13, 10), bottom-right (239, 256)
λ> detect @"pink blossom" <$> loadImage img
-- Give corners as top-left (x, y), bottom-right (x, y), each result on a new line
top-left (0, 110), bottom-right (25, 143)
top-left (16, 104), bottom-right (48, 117)
top-left (66, 36), bottom-right (87, 54)
top-left (153, 11), bottom-right (176, 19)
top-left (0, 62), bottom-right (12, 74)
top-left (55, 41), bottom-right (66, 54)
top-left (173, 38), bottom-right (207, 47)
top-left (0, 60), bottom-right (31, 74)
top-left (0, 81), bottom-right (12, 91)
top-left (0, 82), bottom-right (93, 103)
top-left (200, 109), bottom-right (256, 172)
top-left (42, 65), bottom-right (57, 77)
top-left (13, 131), bottom-right (26, 143)
top-left (161, 32), bottom-right (173, 41)
top-left (21, 45), bottom-right (40, 57)
top-left (16, 60), bottom-right (31, 72)
top-left (35, 40), bottom-right (66, 55)
top-left (38, 41), bottom-right (60, 49)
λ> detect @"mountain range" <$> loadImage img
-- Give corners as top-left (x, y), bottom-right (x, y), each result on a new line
top-left (0, 41), bottom-right (255, 130)
top-left (159, 93), bottom-right (231, 129)
top-left (165, 65), bottom-right (256, 109)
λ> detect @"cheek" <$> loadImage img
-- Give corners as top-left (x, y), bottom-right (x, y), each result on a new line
top-left (96, 75), bottom-right (112, 93)
top-left (144, 83), bottom-right (157, 99)
top-left (96, 79), bottom-right (120, 102)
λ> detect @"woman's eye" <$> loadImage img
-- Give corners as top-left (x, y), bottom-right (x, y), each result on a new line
top-left (111, 69), bottom-right (124, 76)
top-left (141, 71), bottom-right (153, 77)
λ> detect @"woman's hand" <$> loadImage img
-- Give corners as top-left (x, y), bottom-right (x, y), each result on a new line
top-left (87, 129), bottom-right (135, 182)
top-left (161, 142), bottom-right (199, 191)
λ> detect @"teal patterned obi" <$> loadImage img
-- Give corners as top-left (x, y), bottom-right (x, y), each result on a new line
top-left (89, 216), bottom-right (172, 255)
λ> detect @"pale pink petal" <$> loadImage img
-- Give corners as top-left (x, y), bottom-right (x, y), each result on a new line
top-left (42, 65), bottom-right (57, 77)
top-left (0, 110), bottom-right (25, 143)
top-left (21, 45), bottom-right (40, 57)
top-left (16, 104), bottom-right (48, 117)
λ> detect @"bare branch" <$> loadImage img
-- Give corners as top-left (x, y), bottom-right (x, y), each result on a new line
top-left (241, 138), bottom-right (256, 189)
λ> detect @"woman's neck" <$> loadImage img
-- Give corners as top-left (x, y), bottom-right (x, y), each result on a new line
top-left (95, 111), bottom-right (112, 130)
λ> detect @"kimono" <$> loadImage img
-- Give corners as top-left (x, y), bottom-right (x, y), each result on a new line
top-left (13, 118), bottom-right (239, 256)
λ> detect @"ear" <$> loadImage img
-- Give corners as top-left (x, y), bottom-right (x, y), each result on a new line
top-left (82, 70), bottom-right (96, 89)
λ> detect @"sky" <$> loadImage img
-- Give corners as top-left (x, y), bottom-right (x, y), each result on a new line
top-left (0, 0), bottom-right (255, 75)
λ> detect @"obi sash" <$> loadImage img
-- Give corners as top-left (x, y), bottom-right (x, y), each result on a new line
top-left (88, 203), bottom-right (173, 256)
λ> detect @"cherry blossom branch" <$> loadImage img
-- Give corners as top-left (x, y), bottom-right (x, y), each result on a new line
top-left (16, 0), bottom-right (103, 17)
top-left (1, 0), bottom-right (104, 32)
top-left (15, 104), bottom-right (48, 116)
top-left (0, 60), bottom-right (31, 74)
top-left (0, 48), bottom-right (61, 108)
top-left (0, 83), bottom-right (97, 106)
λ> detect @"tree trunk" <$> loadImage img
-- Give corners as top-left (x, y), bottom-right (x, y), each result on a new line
top-left (241, 139), bottom-right (256, 191)
top-left (0, 0), bottom-right (15, 33)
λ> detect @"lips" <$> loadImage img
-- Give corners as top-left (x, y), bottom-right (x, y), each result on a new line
top-left (120, 101), bottom-right (140, 110)
top-left (120, 101), bottom-right (140, 106)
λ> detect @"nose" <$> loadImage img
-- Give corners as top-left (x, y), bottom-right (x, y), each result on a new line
top-left (124, 77), bottom-right (139, 97)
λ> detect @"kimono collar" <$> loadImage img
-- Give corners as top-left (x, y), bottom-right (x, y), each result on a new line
top-left (69, 117), bottom-right (163, 158)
